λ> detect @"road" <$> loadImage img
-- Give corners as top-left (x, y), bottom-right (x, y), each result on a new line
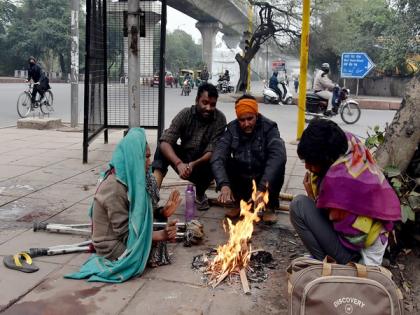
top-left (0, 82), bottom-right (396, 142)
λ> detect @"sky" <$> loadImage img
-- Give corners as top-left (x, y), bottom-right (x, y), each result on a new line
top-left (167, 6), bottom-right (225, 46)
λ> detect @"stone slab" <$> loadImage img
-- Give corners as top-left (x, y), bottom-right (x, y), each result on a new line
top-left (121, 279), bottom-right (212, 315)
top-left (17, 118), bottom-right (62, 130)
top-left (2, 265), bottom-right (147, 315)
top-left (0, 258), bottom-right (61, 312)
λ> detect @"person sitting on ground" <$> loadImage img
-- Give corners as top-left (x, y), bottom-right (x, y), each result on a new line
top-left (313, 63), bottom-right (337, 114)
top-left (289, 120), bottom-right (401, 265)
top-left (66, 128), bottom-right (180, 283)
top-left (152, 83), bottom-right (227, 211)
top-left (269, 71), bottom-right (282, 100)
top-left (211, 95), bottom-right (287, 224)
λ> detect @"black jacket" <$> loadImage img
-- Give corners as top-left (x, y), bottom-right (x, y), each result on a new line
top-left (27, 63), bottom-right (42, 83)
top-left (211, 114), bottom-right (287, 191)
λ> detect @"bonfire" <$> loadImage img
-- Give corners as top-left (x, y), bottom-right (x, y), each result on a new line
top-left (207, 181), bottom-right (269, 291)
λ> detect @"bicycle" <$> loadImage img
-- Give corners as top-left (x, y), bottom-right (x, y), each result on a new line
top-left (17, 83), bottom-right (54, 118)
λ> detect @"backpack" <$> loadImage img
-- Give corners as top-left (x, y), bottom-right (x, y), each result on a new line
top-left (287, 257), bottom-right (404, 315)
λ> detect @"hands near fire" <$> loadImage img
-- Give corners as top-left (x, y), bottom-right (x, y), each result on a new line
top-left (162, 189), bottom-right (181, 218)
top-left (218, 186), bottom-right (235, 205)
top-left (303, 172), bottom-right (315, 200)
top-left (164, 220), bottom-right (178, 241)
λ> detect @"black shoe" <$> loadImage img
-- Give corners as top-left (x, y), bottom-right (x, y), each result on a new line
top-left (332, 107), bottom-right (338, 114)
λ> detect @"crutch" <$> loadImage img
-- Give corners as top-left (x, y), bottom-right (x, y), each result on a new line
top-left (33, 220), bottom-right (204, 247)
top-left (28, 240), bottom-right (93, 257)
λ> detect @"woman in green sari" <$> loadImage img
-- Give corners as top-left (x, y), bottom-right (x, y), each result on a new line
top-left (66, 128), bottom-right (179, 283)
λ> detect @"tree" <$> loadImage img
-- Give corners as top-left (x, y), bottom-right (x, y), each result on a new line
top-left (375, 75), bottom-right (420, 171)
top-left (235, 1), bottom-right (300, 92)
top-left (165, 29), bottom-right (202, 72)
top-left (1, 0), bottom-right (73, 77)
top-left (309, 0), bottom-right (419, 76)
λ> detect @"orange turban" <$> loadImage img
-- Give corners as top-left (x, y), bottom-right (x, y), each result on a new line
top-left (235, 98), bottom-right (259, 117)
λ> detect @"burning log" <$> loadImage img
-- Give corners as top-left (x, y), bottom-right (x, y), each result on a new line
top-left (207, 181), bottom-right (269, 293)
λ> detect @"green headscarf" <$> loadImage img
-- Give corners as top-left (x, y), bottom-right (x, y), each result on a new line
top-left (65, 128), bottom-right (153, 283)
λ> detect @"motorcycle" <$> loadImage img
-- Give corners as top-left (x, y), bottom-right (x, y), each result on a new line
top-left (217, 79), bottom-right (234, 94)
top-left (263, 81), bottom-right (294, 105)
top-left (181, 79), bottom-right (191, 96)
top-left (305, 86), bottom-right (361, 124)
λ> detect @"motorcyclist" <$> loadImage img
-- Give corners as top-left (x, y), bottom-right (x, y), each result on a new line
top-left (269, 71), bottom-right (282, 99)
top-left (313, 63), bottom-right (337, 114)
top-left (200, 65), bottom-right (209, 84)
top-left (220, 70), bottom-right (230, 82)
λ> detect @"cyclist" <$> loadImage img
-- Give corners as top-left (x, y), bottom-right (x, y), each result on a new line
top-left (26, 57), bottom-right (49, 104)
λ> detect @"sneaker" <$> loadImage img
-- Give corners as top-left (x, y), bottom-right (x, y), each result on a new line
top-left (195, 194), bottom-right (210, 211)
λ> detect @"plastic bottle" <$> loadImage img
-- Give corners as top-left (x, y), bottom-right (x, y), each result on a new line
top-left (184, 184), bottom-right (196, 221)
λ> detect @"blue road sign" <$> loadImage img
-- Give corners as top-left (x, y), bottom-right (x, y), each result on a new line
top-left (341, 52), bottom-right (375, 78)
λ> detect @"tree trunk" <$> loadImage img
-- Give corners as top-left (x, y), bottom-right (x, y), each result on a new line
top-left (235, 53), bottom-right (249, 93)
top-left (375, 75), bottom-right (420, 171)
top-left (59, 53), bottom-right (67, 80)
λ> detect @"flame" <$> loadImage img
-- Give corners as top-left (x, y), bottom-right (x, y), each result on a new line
top-left (208, 180), bottom-right (269, 284)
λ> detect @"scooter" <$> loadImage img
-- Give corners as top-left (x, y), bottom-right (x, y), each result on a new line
top-left (305, 86), bottom-right (361, 124)
top-left (263, 81), bottom-right (294, 105)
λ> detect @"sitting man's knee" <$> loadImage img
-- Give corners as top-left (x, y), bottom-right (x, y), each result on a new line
top-left (290, 194), bottom-right (312, 216)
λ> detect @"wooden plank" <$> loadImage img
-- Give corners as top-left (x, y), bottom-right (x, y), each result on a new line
top-left (239, 268), bottom-right (251, 295)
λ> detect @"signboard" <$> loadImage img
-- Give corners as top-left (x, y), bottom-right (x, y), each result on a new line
top-left (341, 52), bottom-right (375, 78)
top-left (272, 60), bottom-right (286, 72)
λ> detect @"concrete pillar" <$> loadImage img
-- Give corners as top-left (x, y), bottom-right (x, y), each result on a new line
top-left (196, 21), bottom-right (222, 74)
top-left (222, 34), bottom-right (240, 49)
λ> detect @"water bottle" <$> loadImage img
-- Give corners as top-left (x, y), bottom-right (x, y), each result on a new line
top-left (184, 184), bottom-right (196, 221)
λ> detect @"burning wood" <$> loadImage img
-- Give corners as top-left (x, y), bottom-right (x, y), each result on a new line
top-left (207, 181), bottom-right (269, 291)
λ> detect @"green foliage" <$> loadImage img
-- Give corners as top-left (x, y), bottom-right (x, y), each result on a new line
top-left (309, 0), bottom-right (418, 76)
top-left (366, 125), bottom-right (419, 223)
top-left (0, 0), bottom-right (85, 76)
top-left (165, 29), bottom-right (202, 73)
top-left (365, 125), bottom-right (385, 150)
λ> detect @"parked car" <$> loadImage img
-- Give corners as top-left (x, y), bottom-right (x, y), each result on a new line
top-left (150, 71), bottom-right (174, 87)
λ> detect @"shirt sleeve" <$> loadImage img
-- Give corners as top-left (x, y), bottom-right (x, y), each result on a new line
top-left (159, 108), bottom-right (189, 145)
top-left (210, 127), bottom-right (232, 190)
top-left (204, 111), bottom-right (227, 153)
top-left (320, 75), bottom-right (335, 90)
top-left (258, 124), bottom-right (287, 191)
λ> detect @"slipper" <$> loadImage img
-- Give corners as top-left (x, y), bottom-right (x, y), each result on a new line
top-left (3, 252), bottom-right (39, 273)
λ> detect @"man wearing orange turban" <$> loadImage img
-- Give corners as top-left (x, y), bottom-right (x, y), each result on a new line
top-left (211, 95), bottom-right (287, 224)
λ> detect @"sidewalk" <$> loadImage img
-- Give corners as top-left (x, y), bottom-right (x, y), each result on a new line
top-left (0, 127), bottom-right (306, 315)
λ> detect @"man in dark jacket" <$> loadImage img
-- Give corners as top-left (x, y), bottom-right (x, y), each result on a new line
top-left (152, 83), bottom-right (227, 210)
top-left (27, 56), bottom-right (43, 103)
top-left (211, 94), bottom-right (287, 224)
top-left (269, 71), bottom-right (282, 99)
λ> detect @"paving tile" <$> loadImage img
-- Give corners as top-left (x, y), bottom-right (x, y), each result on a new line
top-left (2, 265), bottom-right (147, 315)
top-left (0, 258), bottom-right (61, 312)
top-left (0, 229), bottom-right (88, 265)
top-left (121, 279), bottom-right (212, 315)
top-left (0, 165), bottom-right (40, 181)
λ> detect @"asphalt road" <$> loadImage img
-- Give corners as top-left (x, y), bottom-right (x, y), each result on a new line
top-left (0, 82), bottom-right (396, 142)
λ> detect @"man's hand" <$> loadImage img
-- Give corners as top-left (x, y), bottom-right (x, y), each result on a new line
top-left (176, 162), bottom-right (191, 179)
top-left (162, 190), bottom-right (181, 218)
top-left (164, 220), bottom-right (178, 241)
top-left (303, 172), bottom-right (315, 200)
top-left (218, 186), bottom-right (235, 204)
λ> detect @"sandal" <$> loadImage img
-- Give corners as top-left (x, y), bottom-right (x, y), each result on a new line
top-left (3, 252), bottom-right (39, 273)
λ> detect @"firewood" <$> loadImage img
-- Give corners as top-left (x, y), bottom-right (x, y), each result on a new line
top-left (239, 268), bottom-right (251, 295)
